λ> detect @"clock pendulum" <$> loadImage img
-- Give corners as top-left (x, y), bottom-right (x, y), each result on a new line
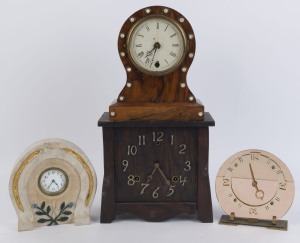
top-left (98, 6), bottom-right (215, 223)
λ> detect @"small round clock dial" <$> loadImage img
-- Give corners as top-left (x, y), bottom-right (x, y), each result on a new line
top-left (128, 16), bottom-right (186, 75)
top-left (39, 168), bottom-right (68, 196)
top-left (215, 150), bottom-right (295, 220)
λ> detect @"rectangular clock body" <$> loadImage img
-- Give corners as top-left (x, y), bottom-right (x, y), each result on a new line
top-left (98, 112), bottom-right (215, 223)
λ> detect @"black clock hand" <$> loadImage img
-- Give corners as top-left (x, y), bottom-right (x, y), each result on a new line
top-left (47, 180), bottom-right (55, 189)
top-left (150, 48), bottom-right (157, 68)
top-left (145, 47), bottom-right (156, 58)
top-left (151, 48), bottom-right (157, 62)
top-left (145, 42), bottom-right (161, 59)
top-left (53, 180), bottom-right (59, 188)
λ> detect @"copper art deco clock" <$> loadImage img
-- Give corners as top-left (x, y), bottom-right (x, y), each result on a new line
top-left (98, 6), bottom-right (215, 223)
top-left (216, 150), bottom-right (295, 230)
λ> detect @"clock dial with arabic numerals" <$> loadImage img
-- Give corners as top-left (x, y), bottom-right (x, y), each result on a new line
top-left (128, 16), bottom-right (186, 75)
top-left (215, 150), bottom-right (295, 220)
top-left (115, 127), bottom-right (197, 202)
top-left (39, 168), bottom-right (68, 196)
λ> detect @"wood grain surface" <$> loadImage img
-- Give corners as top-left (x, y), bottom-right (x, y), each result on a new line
top-left (109, 5), bottom-right (204, 121)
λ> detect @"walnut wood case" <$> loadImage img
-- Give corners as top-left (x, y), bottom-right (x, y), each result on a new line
top-left (109, 6), bottom-right (204, 121)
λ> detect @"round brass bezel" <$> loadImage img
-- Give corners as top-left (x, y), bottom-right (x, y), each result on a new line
top-left (126, 14), bottom-right (188, 76)
top-left (38, 167), bottom-right (69, 196)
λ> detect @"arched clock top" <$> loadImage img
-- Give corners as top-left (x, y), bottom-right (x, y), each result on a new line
top-left (109, 6), bottom-right (204, 121)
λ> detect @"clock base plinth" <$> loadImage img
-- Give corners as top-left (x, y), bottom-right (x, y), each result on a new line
top-left (109, 101), bottom-right (204, 121)
top-left (116, 202), bottom-right (197, 222)
top-left (219, 215), bottom-right (288, 231)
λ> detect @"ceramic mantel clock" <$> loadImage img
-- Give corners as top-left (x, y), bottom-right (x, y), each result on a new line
top-left (98, 6), bottom-right (215, 223)
top-left (216, 150), bottom-right (295, 230)
top-left (9, 138), bottom-right (97, 231)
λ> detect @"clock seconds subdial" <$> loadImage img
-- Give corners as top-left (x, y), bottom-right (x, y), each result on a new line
top-left (39, 168), bottom-right (68, 195)
top-left (128, 16), bottom-right (185, 74)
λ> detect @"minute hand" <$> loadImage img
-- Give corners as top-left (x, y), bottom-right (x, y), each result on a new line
top-left (249, 163), bottom-right (257, 187)
top-left (157, 166), bottom-right (171, 186)
top-left (249, 163), bottom-right (264, 200)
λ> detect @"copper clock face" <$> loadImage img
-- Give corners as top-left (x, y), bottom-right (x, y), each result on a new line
top-left (215, 150), bottom-right (295, 220)
top-left (127, 15), bottom-right (187, 75)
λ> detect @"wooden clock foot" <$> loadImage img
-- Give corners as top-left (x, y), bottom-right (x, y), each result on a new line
top-left (197, 127), bottom-right (213, 223)
top-left (100, 128), bottom-right (116, 223)
top-left (100, 178), bottom-right (116, 223)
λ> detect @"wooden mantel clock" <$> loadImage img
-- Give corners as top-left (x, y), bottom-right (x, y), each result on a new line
top-left (98, 6), bottom-right (215, 223)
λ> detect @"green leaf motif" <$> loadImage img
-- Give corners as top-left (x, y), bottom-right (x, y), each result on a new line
top-left (41, 201), bottom-right (45, 210)
top-left (35, 201), bottom-right (72, 226)
top-left (60, 202), bottom-right (65, 211)
top-left (57, 217), bottom-right (68, 222)
top-left (63, 211), bottom-right (72, 215)
top-left (37, 218), bottom-right (50, 223)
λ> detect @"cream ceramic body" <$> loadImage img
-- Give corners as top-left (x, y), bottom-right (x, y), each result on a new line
top-left (9, 138), bottom-right (97, 231)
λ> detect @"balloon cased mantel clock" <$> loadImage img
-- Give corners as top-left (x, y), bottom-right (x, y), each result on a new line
top-left (98, 6), bottom-right (215, 222)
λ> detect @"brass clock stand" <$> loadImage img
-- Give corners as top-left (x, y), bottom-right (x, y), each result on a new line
top-left (219, 213), bottom-right (288, 231)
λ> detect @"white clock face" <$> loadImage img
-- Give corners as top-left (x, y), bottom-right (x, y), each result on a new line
top-left (128, 16), bottom-right (186, 74)
top-left (39, 168), bottom-right (68, 195)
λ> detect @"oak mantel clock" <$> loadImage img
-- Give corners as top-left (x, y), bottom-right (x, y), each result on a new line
top-left (98, 6), bottom-right (215, 223)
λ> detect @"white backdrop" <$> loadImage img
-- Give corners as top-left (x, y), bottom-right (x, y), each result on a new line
top-left (1, 0), bottom-right (299, 242)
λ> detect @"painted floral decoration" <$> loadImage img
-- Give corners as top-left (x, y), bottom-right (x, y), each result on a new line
top-left (33, 201), bottom-right (74, 226)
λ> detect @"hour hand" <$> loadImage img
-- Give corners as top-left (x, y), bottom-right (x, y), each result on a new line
top-left (146, 166), bottom-right (157, 183)
top-left (53, 180), bottom-right (59, 188)
top-left (147, 175), bottom-right (153, 182)
top-left (145, 48), bottom-right (155, 58)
